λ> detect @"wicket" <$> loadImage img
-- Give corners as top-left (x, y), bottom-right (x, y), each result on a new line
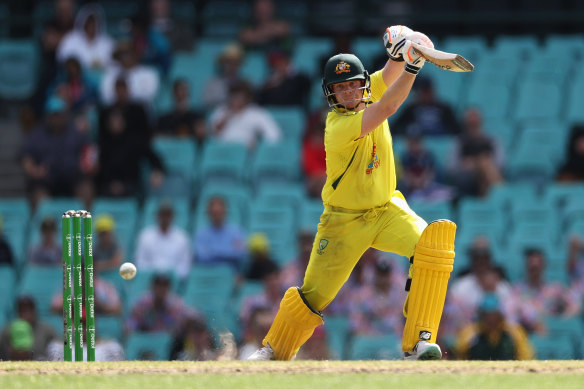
top-left (61, 210), bottom-right (95, 362)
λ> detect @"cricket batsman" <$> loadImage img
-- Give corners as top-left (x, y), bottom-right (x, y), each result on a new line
top-left (249, 25), bottom-right (456, 361)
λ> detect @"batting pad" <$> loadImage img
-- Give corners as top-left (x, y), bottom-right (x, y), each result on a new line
top-left (263, 287), bottom-right (324, 360)
top-left (402, 219), bottom-right (456, 352)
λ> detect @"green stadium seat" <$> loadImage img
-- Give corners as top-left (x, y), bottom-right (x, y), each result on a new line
top-left (266, 106), bottom-right (306, 143)
top-left (0, 40), bottom-right (39, 99)
top-left (125, 331), bottom-right (173, 360)
top-left (523, 55), bottom-right (568, 86)
top-left (17, 266), bottom-right (62, 319)
top-left (348, 334), bottom-right (402, 360)
top-left (199, 141), bottom-right (249, 186)
top-left (292, 38), bottom-right (334, 78)
top-left (251, 142), bottom-right (302, 188)
top-left (486, 183), bottom-right (539, 211)
top-left (530, 334), bottom-right (574, 360)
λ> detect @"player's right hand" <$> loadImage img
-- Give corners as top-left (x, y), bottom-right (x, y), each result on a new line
top-left (402, 40), bottom-right (425, 75)
top-left (384, 25), bottom-right (413, 61)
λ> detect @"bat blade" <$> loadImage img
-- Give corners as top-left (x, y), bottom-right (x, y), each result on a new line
top-left (411, 42), bottom-right (474, 72)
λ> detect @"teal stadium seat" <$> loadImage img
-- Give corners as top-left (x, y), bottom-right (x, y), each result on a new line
top-left (194, 183), bottom-right (251, 231)
top-left (249, 203), bottom-right (297, 264)
top-left (465, 73), bottom-right (513, 123)
top-left (0, 40), bottom-right (38, 99)
top-left (348, 334), bottom-right (403, 360)
top-left (141, 196), bottom-right (190, 231)
top-left (17, 267), bottom-right (61, 319)
top-left (0, 198), bottom-right (30, 266)
top-left (530, 334), bottom-right (574, 360)
top-left (503, 230), bottom-right (559, 282)
top-left (353, 37), bottom-right (380, 71)
top-left (292, 38), bottom-right (334, 78)
top-left (96, 316), bottom-right (124, 342)
top-left (152, 137), bottom-right (197, 198)
top-left (28, 198), bottom-right (83, 248)
top-left (506, 143), bottom-right (556, 185)
top-left (423, 135), bottom-right (457, 174)
top-left (543, 183), bottom-right (584, 213)
top-left (0, 4), bottom-right (9, 37)
top-left (92, 198), bottom-right (139, 257)
top-left (266, 106), bottom-right (306, 143)
top-left (171, 0), bottom-right (197, 23)
top-left (256, 183), bottom-right (306, 228)
top-left (240, 52), bottom-right (269, 87)
top-left (563, 198), bottom-right (584, 230)
top-left (126, 332), bottom-right (172, 360)
top-left (251, 142), bottom-right (301, 188)
top-left (454, 226), bottom-right (502, 274)
top-left (442, 36), bottom-right (489, 65)
top-left (514, 80), bottom-right (562, 124)
top-left (325, 316), bottom-right (351, 360)
top-left (0, 267), bottom-right (16, 318)
top-left (201, 1), bottom-right (250, 38)
top-left (486, 183), bottom-right (539, 211)
top-left (544, 34), bottom-right (584, 61)
top-left (457, 198), bottom-right (506, 244)
top-left (300, 198), bottom-right (324, 232)
top-left (565, 74), bottom-right (584, 125)
top-left (199, 141), bottom-right (249, 186)
top-left (409, 201), bottom-right (453, 224)
top-left (168, 51), bottom-right (215, 106)
top-left (523, 55), bottom-right (568, 86)
top-left (492, 35), bottom-right (539, 60)
top-left (228, 280), bottom-right (264, 341)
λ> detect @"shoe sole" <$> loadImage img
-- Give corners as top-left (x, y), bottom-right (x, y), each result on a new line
top-left (417, 345), bottom-right (442, 360)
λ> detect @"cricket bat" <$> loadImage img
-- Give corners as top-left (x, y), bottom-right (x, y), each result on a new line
top-left (410, 41), bottom-right (474, 72)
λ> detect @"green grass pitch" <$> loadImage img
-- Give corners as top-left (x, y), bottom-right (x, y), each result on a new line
top-left (1, 361), bottom-right (583, 389)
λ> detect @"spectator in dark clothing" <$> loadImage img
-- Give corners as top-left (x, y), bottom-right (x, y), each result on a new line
top-left (20, 95), bottom-right (92, 206)
top-left (170, 316), bottom-right (217, 361)
top-left (156, 79), bottom-right (206, 143)
top-left (239, 0), bottom-right (291, 52)
top-left (257, 49), bottom-right (311, 108)
top-left (28, 217), bottom-right (61, 266)
top-left (391, 77), bottom-right (461, 136)
top-left (245, 233), bottom-right (279, 281)
top-left (49, 56), bottom-right (98, 115)
top-left (129, 14), bottom-right (172, 77)
top-left (149, 0), bottom-right (195, 52)
top-left (557, 125), bottom-right (584, 182)
top-left (0, 216), bottom-right (14, 267)
top-left (96, 78), bottom-right (165, 197)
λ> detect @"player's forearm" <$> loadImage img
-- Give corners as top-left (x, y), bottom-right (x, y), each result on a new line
top-left (381, 59), bottom-right (406, 88)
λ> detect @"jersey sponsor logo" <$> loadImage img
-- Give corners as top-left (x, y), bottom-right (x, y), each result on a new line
top-left (317, 239), bottom-right (329, 255)
top-left (366, 143), bottom-right (380, 174)
top-left (335, 62), bottom-right (351, 74)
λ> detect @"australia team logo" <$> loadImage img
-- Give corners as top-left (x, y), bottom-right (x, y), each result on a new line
top-left (335, 61), bottom-right (351, 74)
top-left (317, 239), bottom-right (329, 255)
top-left (366, 143), bottom-right (380, 174)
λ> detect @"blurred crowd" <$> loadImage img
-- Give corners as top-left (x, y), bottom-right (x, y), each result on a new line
top-left (1, 0), bottom-right (584, 362)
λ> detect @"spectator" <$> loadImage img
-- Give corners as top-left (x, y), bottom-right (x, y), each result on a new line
top-left (239, 261), bottom-right (282, 339)
top-left (135, 202), bottom-right (191, 281)
top-left (49, 57), bottom-right (98, 115)
top-left (238, 307), bottom-right (273, 360)
top-left (449, 238), bottom-right (513, 330)
top-left (57, 3), bottom-right (114, 71)
top-left (126, 273), bottom-right (198, 333)
top-left (449, 107), bottom-right (504, 197)
top-left (399, 126), bottom-right (455, 203)
top-left (193, 197), bottom-right (246, 272)
top-left (156, 79), bottom-right (206, 143)
top-left (507, 248), bottom-right (580, 335)
top-left (257, 49), bottom-right (311, 108)
top-left (170, 316), bottom-right (217, 361)
top-left (319, 33), bottom-right (353, 72)
top-left (391, 77), bottom-right (461, 136)
top-left (281, 230), bottom-right (314, 287)
top-left (100, 41), bottom-right (160, 106)
top-left (239, 0), bottom-right (291, 51)
top-left (0, 296), bottom-right (58, 361)
top-left (128, 14), bottom-right (172, 77)
top-left (0, 216), bottom-right (15, 266)
top-left (557, 124), bottom-right (584, 182)
top-left (20, 96), bottom-right (92, 206)
top-left (93, 214), bottom-right (123, 273)
top-left (302, 108), bottom-right (327, 198)
top-left (51, 272), bottom-right (122, 316)
top-left (96, 78), bottom-right (164, 197)
top-left (210, 81), bottom-right (282, 149)
top-left (245, 233), bottom-right (279, 281)
top-left (203, 43), bottom-right (245, 109)
top-left (28, 218), bottom-right (61, 266)
top-left (347, 257), bottom-right (407, 338)
top-left (149, 0), bottom-right (195, 52)
top-left (455, 293), bottom-right (534, 360)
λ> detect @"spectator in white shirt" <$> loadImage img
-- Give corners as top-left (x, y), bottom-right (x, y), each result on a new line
top-left (209, 81), bottom-right (281, 149)
top-left (100, 41), bottom-right (160, 106)
top-left (135, 202), bottom-right (191, 280)
top-left (57, 3), bottom-right (114, 71)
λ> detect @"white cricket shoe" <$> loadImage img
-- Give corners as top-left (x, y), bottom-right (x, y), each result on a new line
top-left (247, 344), bottom-right (275, 361)
top-left (403, 340), bottom-right (442, 360)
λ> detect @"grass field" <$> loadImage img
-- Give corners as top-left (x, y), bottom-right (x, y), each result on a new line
top-left (1, 360), bottom-right (584, 389)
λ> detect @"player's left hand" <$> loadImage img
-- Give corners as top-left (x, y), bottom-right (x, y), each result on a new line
top-left (401, 31), bottom-right (434, 75)
top-left (384, 25), bottom-right (413, 61)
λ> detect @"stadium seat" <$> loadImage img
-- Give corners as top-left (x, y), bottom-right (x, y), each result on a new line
top-left (486, 183), bottom-right (539, 211)
top-left (171, 0), bottom-right (197, 23)
top-left (513, 81), bottom-right (563, 124)
top-left (325, 316), bottom-right (351, 360)
top-left (506, 144), bottom-right (556, 185)
top-left (544, 34), bottom-right (584, 61)
top-left (96, 316), bottom-right (124, 342)
top-left (348, 334), bottom-right (403, 360)
top-left (465, 73), bottom-right (513, 122)
top-left (125, 270), bottom-right (180, 311)
top-left (565, 76), bottom-right (584, 125)
top-left (492, 35), bottom-right (540, 60)
top-left (300, 198), bottom-right (324, 232)
top-left (0, 267), bottom-right (16, 318)
top-left (409, 201), bottom-right (453, 224)
top-left (17, 266), bottom-right (62, 319)
top-left (530, 334), bottom-right (574, 360)
top-left (0, 198), bottom-right (30, 267)
top-left (422, 136), bottom-right (457, 174)
top-left (28, 198), bottom-right (83, 249)
top-left (503, 230), bottom-right (558, 282)
top-left (249, 203), bottom-right (297, 264)
top-left (240, 51), bottom-right (269, 87)
top-left (0, 40), bottom-right (38, 99)
top-left (152, 137), bottom-right (198, 198)
top-left (523, 55), bottom-right (568, 86)
top-left (194, 183), bottom-right (251, 231)
top-left (199, 141), bottom-right (249, 186)
top-left (92, 198), bottom-right (139, 255)
top-left (292, 37), bottom-right (334, 78)
top-left (563, 198), bottom-right (584, 229)
top-left (353, 37), bottom-right (380, 71)
top-left (125, 331), bottom-right (173, 360)
top-left (442, 36), bottom-right (489, 65)
top-left (250, 142), bottom-right (301, 188)
top-left (422, 65), bottom-right (467, 112)
top-left (256, 183), bottom-right (306, 228)
top-left (168, 52), bottom-right (215, 106)
top-left (266, 106), bottom-right (306, 143)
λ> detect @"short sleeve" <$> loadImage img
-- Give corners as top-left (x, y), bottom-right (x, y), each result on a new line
top-left (369, 70), bottom-right (388, 102)
top-left (325, 111), bottom-right (363, 151)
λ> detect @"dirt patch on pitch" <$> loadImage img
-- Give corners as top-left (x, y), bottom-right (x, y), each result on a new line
top-left (1, 361), bottom-right (584, 375)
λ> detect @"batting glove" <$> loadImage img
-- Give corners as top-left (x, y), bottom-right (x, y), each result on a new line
top-left (402, 40), bottom-right (425, 75)
top-left (384, 25), bottom-right (413, 61)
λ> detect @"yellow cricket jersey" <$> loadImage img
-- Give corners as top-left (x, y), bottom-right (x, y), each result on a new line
top-left (321, 70), bottom-right (396, 210)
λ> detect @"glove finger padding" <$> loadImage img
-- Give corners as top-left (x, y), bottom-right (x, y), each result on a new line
top-left (384, 25), bottom-right (413, 61)
top-left (402, 40), bottom-right (425, 75)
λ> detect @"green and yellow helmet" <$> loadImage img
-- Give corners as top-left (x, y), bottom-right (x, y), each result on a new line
top-left (322, 53), bottom-right (371, 114)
